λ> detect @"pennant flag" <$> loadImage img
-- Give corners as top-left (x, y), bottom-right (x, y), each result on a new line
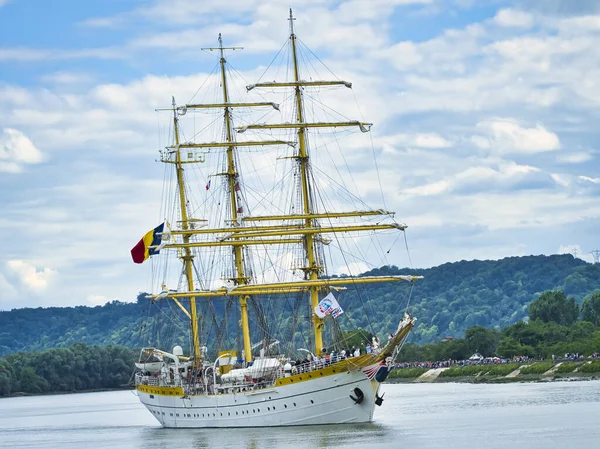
top-left (314, 292), bottom-right (344, 319)
top-left (237, 206), bottom-right (244, 214)
top-left (131, 223), bottom-right (165, 264)
top-left (205, 179), bottom-right (211, 190)
top-left (234, 181), bottom-right (241, 192)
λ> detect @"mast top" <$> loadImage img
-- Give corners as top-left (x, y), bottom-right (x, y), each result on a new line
top-left (288, 8), bottom-right (296, 36)
top-left (201, 34), bottom-right (243, 59)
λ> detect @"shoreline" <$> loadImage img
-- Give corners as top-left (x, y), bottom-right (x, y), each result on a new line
top-left (2, 386), bottom-right (131, 399)
top-left (386, 374), bottom-right (600, 384)
top-left (386, 364), bottom-right (600, 384)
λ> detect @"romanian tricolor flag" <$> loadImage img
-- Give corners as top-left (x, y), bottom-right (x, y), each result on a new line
top-left (131, 223), bottom-right (165, 264)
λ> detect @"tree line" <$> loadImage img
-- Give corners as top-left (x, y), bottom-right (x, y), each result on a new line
top-left (0, 343), bottom-right (137, 397)
top-left (397, 291), bottom-right (600, 362)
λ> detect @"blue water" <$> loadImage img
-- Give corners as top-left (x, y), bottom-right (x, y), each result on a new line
top-left (0, 381), bottom-right (599, 448)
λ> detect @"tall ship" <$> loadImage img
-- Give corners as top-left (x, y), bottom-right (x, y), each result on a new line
top-left (132, 10), bottom-right (421, 428)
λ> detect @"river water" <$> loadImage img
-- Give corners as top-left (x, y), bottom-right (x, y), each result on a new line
top-left (1, 381), bottom-right (599, 449)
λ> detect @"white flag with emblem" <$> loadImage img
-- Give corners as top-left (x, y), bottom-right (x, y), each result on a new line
top-left (314, 292), bottom-right (344, 319)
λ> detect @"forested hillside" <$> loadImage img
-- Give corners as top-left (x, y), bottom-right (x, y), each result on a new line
top-left (357, 254), bottom-right (600, 343)
top-left (1, 254), bottom-right (599, 356)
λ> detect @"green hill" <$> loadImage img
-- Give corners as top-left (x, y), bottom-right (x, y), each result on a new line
top-left (1, 254), bottom-right (599, 357)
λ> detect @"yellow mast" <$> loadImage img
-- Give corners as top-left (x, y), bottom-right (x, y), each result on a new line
top-left (288, 9), bottom-right (325, 355)
top-left (171, 97), bottom-right (202, 365)
top-left (211, 34), bottom-right (253, 365)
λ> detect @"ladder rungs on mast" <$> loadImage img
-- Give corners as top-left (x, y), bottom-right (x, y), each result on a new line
top-left (156, 102), bottom-right (280, 112)
top-left (242, 210), bottom-right (394, 222)
top-left (166, 140), bottom-right (295, 149)
top-left (237, 121), bottom-right (372, 133)
top-left (223, 223), bottom-right (406, 240)
top-left (247, 80), bottom-right (352, 90)
top-left (159, 238), bottom-right (303, 250)
top-left (151, 275), bottom-right (424, 299)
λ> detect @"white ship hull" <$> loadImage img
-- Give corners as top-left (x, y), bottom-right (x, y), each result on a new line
top-left (138, 370), bottom-right (379, 428)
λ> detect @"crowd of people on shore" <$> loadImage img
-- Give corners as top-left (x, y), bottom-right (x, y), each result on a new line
top-left (394, 357), bottom-right (524, 370)
top-left (394, 352), bottom-right (599, 370)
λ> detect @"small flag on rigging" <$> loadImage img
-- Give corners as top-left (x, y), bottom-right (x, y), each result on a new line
top-left (130, 222), bottom-right (165, 264)
top-left (314, 292), bottom-right (344, 319)
top-left (205, 179), bottom-right (211, 190)
top-left (234, 181), bottom-right (241, 191)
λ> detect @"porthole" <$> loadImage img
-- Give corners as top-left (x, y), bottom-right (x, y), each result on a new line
top-left (253, 409), bottom-right (255, 413)
top-left (228, 412), bottom-right (230, 416)
top-left (310, 400), bottom-right (314, 404)
top-left (258, 408), bottom-right (260, 412)
top-left (284, 404), bottom-right (287, 408)
top-left (236, 411), bottom-right (239, 415)
top-left (273, 406), bottom-right (276, 410)
top-left (293, 402), bottom-right (297, 407)
top-left (267, 407), bottom-right (270, 411)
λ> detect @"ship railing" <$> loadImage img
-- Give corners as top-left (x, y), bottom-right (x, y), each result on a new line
top-left (135, 373), bottom-right (161, 386)
top-left (285, 354), bottom-right (350, 376)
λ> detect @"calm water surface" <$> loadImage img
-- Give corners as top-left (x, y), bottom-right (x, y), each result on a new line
top-left (1, 381), bottom-right (599, 449)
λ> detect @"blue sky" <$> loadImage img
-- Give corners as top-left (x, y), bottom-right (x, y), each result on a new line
top-left (1, 0), bottom-right (600, 310)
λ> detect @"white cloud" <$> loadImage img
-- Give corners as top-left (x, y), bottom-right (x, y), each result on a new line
top-left (337, 262), bottom-right (370, 276)
top-left (87, 295), bottom-right (114, 305)
top-left (558, 15), bottom-right (600, 32)
top-left (5, 260), bottom-right (57, 293)
top-left (402, 161), bottom-right (555, 197)
top-left (379, 132), bottom-right (452, 149)
top-left (40, 71), bottom-right (93, 85)
top-left (0, 47), bottom-right (123, 62)
top-left (0, 128), bottom-right (44, 173)
top-left (471, 119), bottom-right (560, 153)
top-left (558, 152), bottom-right (594, 163)
top-left (493, 9), bottom-right (534, 28)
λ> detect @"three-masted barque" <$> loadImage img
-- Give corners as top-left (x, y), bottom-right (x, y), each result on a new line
top-left (133, 10), bottom-right (422, 428)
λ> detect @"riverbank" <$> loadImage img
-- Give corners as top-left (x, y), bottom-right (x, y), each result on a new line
top-left (3, 386), bottom-right (131, 399)
top-left (387, 360), bottom-right (600, 383)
